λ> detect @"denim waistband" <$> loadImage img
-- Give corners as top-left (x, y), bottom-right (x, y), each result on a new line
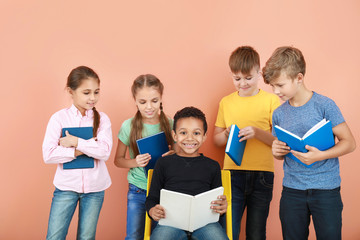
top-left (283, 186), bottom-right (340, 195)
top-left (129, 183), bottom-right (147, 193)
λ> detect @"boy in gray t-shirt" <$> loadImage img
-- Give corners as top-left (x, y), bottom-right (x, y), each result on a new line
top-left (263, 46), bottom-right (356, 240)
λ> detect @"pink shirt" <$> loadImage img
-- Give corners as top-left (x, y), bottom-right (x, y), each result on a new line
top-left (42, 105), bottom-right (112, 193)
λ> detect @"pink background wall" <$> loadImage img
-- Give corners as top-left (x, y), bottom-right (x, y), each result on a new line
top-left (1, 0), bottom-right (359, 239)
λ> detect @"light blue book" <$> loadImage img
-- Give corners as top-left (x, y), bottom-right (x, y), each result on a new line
top-left (61, 127), bottom-right (94, 169)
top-left (136, 131), bottom-right (169, 174)
top-left (274, 119), bottom-right (335, 168)
top-left (225, 124), bottom-right (247, 166)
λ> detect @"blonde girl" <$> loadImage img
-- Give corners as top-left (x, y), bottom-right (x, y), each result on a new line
top-left (114, 74), bottom-right (173, 240)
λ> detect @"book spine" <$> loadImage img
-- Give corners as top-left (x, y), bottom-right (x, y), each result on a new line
top-left (188, 198), bottom-right (194, 232)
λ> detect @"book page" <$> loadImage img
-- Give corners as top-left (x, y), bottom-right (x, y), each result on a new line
top-left (303, 119), bottom-right (327, 139)
top-left (190, 187), bottom-right (224, 232)
top-left (225, 125), bottom-right (236, 152)
top-left (158, 189), bottom-right (192, 231)
top-left (275, 125), bottom-right (302, 140)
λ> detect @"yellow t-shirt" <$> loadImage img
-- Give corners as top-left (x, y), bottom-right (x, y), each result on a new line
top-left (215, 89), bottom-right (280, 172)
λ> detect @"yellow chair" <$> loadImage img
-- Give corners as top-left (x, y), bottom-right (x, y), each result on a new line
top-left (144, 169), bottom-right (233, 240)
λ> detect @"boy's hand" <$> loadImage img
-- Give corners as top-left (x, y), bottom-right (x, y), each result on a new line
top-left (272, 139), bottom-right (290, 159)
top-left (224, 126), bottom-right (231, 138)
top-left (135, 153), bottom-right (151, 167)
top-left (291, 145), bottom-right (325, 165)
top-left (60, 131), bottom-right (78, 148)
top-left (211, 195), bottom-right (227, 215)
top-left (238, 126), bottom-right (256, 141)
top-left (149, 204), bottom-right (166, 221)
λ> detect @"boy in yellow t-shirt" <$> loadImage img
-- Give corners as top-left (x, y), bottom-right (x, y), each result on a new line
top-left (214, 46), bottom-right (280, 240)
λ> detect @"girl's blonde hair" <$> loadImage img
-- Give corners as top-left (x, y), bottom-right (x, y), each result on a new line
top-left (130, 74), bottom-right (173, 157)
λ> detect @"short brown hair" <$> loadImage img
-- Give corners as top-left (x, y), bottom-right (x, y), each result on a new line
top-left (262, 46), bottom-right (306, 84)
top-left (229, 46), bottom-right (260, 74)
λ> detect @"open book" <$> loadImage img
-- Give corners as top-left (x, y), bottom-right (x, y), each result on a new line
top-left (274, 119), bottom-right (335, 167)
top-left (136, 131), bottom-right (169, 174)
top-left (61, 127), bottom-right (94, 169)
top-left (225, 124), bottom-right (246, 166)
top-left (159, 186), bottom-right (224, 232)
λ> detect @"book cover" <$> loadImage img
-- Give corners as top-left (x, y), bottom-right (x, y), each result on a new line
top-left (274, 119), bottom-right (335, 168)
top-left (61, 127), bottom-right (94, 169)
top-left (136, 131), bottom-right (169, 174)
top-left (225, 124), bottom-right (246, 166)
top-left (159, 186), bottom-right (224, 232)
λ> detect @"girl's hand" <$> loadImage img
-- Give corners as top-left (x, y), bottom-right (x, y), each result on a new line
top-left (135, 153), bottom-right (151, 167)
top-left (149, 204), bottom-right (166, 221)
top-left (75, 149), bottom-right (84, 157)
top-left (59, 131), bottom-right (78, 148)
top-left (211, 195), bottom-right (227, 215)
top-left (238, 126), bottom-right (256, 141)
top-left (272, 139), bottom-right (290, 159)
top-left (162, 146), bottom-right (175, 157)
top-left (291, 145), bottom-right (325, 166)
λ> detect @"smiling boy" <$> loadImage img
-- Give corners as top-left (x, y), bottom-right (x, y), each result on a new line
top-left (145, 106), bottom-right (229, 240)
top-left (214, 46), bottom-right (280, 240)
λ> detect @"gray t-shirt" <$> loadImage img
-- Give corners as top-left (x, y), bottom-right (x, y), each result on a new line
top-left (272, 92), bottom-right (344, 190)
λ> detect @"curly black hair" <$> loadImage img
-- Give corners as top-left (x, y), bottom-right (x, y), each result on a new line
top-left (173, 106), bottom-right (207, 133)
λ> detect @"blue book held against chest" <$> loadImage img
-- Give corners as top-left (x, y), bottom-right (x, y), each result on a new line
top-left (274, 119), bottom-right (335, 168)
top-left (62, 127), bottom-right (94, 169)
top-left (225, 124), bottom-right (247, 166)
top-left (136, 131), bottom-right (169, 174)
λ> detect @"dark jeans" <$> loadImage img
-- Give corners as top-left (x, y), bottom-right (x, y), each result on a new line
top-left (224, 170), bottom-right (273, 240)
top-left (280, 186), bottom-right (343, 240)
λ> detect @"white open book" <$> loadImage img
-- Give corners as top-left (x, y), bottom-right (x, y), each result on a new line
top-left (158, 186), bottom-right (224, 232)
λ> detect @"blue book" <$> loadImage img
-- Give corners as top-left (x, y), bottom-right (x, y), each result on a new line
top-left (61, 127), bottom-right (94, 169)
top-left (225, 124), bottom-right (247, 166)
top-left (274, 119), bottom-right (335, 168)
top-left (136, 131), bottom-right (169, 174)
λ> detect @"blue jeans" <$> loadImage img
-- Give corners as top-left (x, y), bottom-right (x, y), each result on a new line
top-left (46, 188), bottom-right (104, 240)
top-left (229, 170), bottom-right (273, 240)
top-left (150, 222), bottom-right (229, 240)
top-left (280, 186), bottom-right (343, 240)
top-left (125, 184), bottom-right (147, 240)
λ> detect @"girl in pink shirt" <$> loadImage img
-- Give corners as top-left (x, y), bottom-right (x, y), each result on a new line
top-left (42, 66), bottom-right (112, 240)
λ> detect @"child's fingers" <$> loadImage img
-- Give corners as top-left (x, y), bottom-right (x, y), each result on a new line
top-left (273, 139), bottom-right (287, 145)
top-left (224, 127), bottom-right (231, 137)
top-left (151, 205), bottom-right (166, 221)
top-left (210, 202), bottom-right (227, 214)
top-left (162, 150), bottom-right (175, 157)
top-left (136, 154), bottom-right (151, 167)
top-left (211, 195), bottom-right (227, 214)
top-left (273, 141), bottom-right (290, 150)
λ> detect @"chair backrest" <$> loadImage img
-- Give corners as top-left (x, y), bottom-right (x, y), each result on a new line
top-left (221, 170), bottom-right (233, 240)
top-left (144, 169), bottom-right (232, 240)
top-left (144, 170), bottom-right (154, 240)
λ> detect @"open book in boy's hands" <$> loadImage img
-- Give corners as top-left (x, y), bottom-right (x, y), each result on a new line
top-left (225, 124), bottom-right (246, 166)
top-left (159, 187), bottom-right (224, 232)
top-left (274, 119), bottom-right (335, 167)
